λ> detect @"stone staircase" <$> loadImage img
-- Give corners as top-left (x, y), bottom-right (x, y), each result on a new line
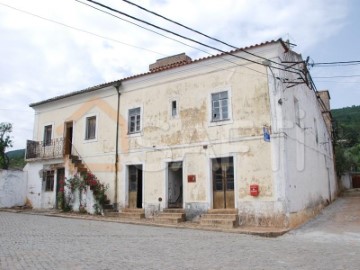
top-left (200, 209), bottom-right (239, 229)
top-left (154, 208), bottom-right (186, 224)
top-left (118, 208), bottom-right (145, 220)
top-left (70, 155), bottom-right (88, 175)
top-left (69, 155), bottom-right (116, 213)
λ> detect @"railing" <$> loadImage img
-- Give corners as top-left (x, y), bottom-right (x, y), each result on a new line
top-left (25, 138), bottom-right (64, 160)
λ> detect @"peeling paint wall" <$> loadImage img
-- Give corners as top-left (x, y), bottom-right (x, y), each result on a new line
top-left (117, 44), bottom-right (277, 220)
top-left (0, 169), bottom-right (27, 208)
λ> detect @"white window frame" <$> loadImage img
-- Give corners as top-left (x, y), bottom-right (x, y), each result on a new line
top-left (84, 113), bottom-right (98, 142)
top-left (128, 106), bottom-right (142, 135)
top-left (169, 98), bottom-right (179, 118)
top-left (208, 87), bottom-right (233, 126)
top-left (43, 123), bottom-right (53, 146)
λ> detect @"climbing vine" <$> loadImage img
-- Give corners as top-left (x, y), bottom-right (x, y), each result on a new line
top-left (58, 173), bottom-right (108, 214)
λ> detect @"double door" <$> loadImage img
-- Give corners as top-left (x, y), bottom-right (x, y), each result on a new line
top-left (212, 157), bottom-right (234, 209)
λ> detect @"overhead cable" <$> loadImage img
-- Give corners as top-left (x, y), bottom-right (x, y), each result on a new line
top-left (120, 0), bottom-right (302, 73)
top-left (80, 0), bottom-right (304, 78)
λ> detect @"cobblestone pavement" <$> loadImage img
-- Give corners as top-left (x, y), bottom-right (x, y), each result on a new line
top-left (1, 197), bottom-right (359, 270)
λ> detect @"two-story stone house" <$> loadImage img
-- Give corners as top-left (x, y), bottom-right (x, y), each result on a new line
top-left (24, 39), bottom-right (337, 228)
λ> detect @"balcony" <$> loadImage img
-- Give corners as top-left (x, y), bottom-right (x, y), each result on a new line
top-left (25, 138), bottom-right (64, 161)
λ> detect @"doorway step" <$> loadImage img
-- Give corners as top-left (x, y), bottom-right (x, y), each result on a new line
top-left (200, 209), bottom-right (238, 229)
top-left (118, 208), bottom-right (145, 220)
top-left (154, 208), bottom-right (186, 224)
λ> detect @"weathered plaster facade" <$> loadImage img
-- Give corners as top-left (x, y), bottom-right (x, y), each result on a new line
top-left (24, 40), bottom-right (337, 228)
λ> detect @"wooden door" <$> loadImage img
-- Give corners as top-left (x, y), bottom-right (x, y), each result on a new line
top-left (213, 157), bottom-right (234, 209)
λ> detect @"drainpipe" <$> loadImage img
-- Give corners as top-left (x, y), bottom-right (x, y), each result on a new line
top-left (114, 82), bottom-right (121, 211)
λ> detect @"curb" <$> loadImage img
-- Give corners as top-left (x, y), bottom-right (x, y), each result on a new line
top-left (0, 208), bottom-right (289, 237)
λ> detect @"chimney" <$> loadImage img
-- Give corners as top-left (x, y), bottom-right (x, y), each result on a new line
top-left (149, 53), bottom-right (192, 72)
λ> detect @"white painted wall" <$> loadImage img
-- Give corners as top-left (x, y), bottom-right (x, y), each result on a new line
top-left (340, 173), bottom-right (352, 190)
top-left (268, 51), bottom-right (337, 214)
top-left (29, 86), bottom-right (118, 206)
top-left (0, 169), bottom-right (27, 208)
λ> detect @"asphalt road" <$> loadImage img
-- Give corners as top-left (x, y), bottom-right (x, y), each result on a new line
top-left (0, 196), bottom-right (359, 270)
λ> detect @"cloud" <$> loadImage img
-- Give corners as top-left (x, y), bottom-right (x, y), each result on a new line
top-left (0, 0), bottom-right (352, 149)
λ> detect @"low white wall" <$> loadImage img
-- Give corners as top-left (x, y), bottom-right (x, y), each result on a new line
top-left (0, 169), bottom-right (27, 208)
top-left (341, 173), bottom-right (352, 190)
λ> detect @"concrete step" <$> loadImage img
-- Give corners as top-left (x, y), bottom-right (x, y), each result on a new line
top-left (156, 212), bottom-right (185, 219)
top-left (201, 214), bottom-right (238, 220)
top-left (118, 212), bottom-right (145, 220)
top-left (207, 208), bottom-right (238, 214)
top-left (77, 167), bottom-right (88, 173)
top-left (163, 208), bottom-right (185, 214)
top-left (200, 218), bottom-right (238, 229)
top-left (119, 208), bottom-right (145, 220)
top-left (104, 211), bottom-right (120, 217)
top-left (122, 208), bottom-right (145, 213)
top-left (154, 216), bottom-right (185, 224)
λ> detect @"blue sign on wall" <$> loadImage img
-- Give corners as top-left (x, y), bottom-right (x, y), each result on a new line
top-left (263, 127), bottom-right (270, 142)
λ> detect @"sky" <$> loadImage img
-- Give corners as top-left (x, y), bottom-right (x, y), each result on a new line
top-left (0, 0), bottom-right (359, 150)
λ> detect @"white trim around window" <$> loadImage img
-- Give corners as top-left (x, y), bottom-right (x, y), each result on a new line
top-left (84, 113), bottom-right (98, 143)
top-left (169, 97), bottom-right (179, 119)
top-left (127, 105), bottom-right (143, 137)
top-left (42, 122), bottom-right (54, 146)
top-left (208, 86), bottom-right (233, 127)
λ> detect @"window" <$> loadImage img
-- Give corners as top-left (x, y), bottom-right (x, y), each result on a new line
top-left (294, 98), bottom-right (300, 126)
top-left (128, 107), bottom-right (141, 134)
top-left (43, 125), bottom-right (52, 146)
top-left (44, 170), bottom-right (54, 192)
top-left (171, 100), bottom-right (177, 117)
top-left (212, 91), bottom-right (229, 121)
top-left (85, 116), bottom-right (96, 140)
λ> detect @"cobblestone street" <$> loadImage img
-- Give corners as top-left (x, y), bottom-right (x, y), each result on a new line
top-left (1, 197), bottom-right (359, 270)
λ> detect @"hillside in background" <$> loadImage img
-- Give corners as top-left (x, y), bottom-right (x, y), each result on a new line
top-left (332, 105), bottom-right (360, 174)
top-left (5, 149), bottom-right (26, 170)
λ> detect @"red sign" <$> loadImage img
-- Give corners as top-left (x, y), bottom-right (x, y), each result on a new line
top-left (187, 175), bottom-right (196, 183)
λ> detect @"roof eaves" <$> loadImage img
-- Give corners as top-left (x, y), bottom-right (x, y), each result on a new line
top-left (29, 80), bottom-right (121, 107)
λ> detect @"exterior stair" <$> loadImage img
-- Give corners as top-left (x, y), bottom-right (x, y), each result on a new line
top-left (200, 209), bottom-right (239, 229)
top-left (70, 155), bottom-right (88, 175)
top-left (154, 208), bottom-right (186, 224)
top-left (69, 155), bottom-right (114, 214)
top-left (118, 208), bottom-right (145, 220)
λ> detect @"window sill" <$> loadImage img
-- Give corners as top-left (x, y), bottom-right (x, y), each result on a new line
top-left (127, 132), bottom-right (142, 138)
top-left (84, 138), bottom-right (98, 143)
top-left (209, 118), bottom-right (233, 127)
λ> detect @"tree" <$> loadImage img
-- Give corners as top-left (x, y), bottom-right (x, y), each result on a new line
top-left (0, 122), bottom-right (13, 169)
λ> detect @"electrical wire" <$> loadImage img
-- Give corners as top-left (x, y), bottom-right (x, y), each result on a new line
top-left (311, 60), bottom-right (360, 67)
top-left (119, 0), bottom-right (304, 74)
top-left (76, 0), bottom-right (269, 76)
top-left (0, 2), bottom-right (164, 56)
top-left (80, 0), bottom-right (304, 79)
top-left (313, 75), bottom-right (360, 79)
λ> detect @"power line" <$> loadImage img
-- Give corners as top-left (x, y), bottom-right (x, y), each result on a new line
top-left (74, 1), bottom-right (216, 58)
top-left (120, 0), bottom-right (303, 74)
top-left (76, 0), bottom-right (268, 76)
top-left (0, 2), bottom-right (164, 56)
top-left (311, 60), bottom-right (360, 67)
top-left (313, 75), bottom-right (360, 79)
top-left (80, 0), bottom-right (304, 78)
